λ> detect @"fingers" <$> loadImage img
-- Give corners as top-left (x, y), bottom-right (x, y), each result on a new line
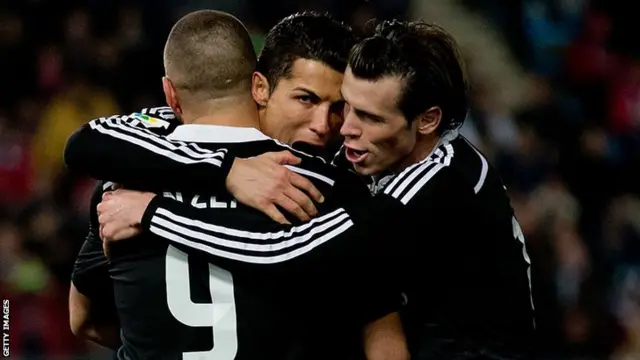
top-left (275, 193), bottom-right (311, 222)
top-left (283, 186), bottom-right (318, 218)
top-left (287, 171), bottom-right (324, 204)
top-left (100, 222), bottom-right (141, 242)
top-left (97, 200), bottom-right (120, 222)
top-left (102, 241), bottom-right (111, 259)
top-left (261, 204), bottom-right (291, 225)
top-left (97, 212), bottom-right (111, 228)
top-left (268, 151), bottom-right (301, 166)
top-left (102, 191), bottom-right (114, 201)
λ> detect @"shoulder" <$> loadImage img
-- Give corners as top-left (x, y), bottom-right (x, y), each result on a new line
top-left (138, 106), bottom-right (177, 121)
top-left (431, 135), bottom-right (494, 195)
top-left (90, 106), bottom-right (180, 136)
top-left (382, 159), bottom-right (472, 206)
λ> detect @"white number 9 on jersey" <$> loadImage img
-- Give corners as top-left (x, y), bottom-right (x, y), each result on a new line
top-left (165, 245), bottom-right (238, 359)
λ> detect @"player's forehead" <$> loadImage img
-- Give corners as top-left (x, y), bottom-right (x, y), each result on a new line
top-left (278, 58), bottom-right (344, 101)
top-left (341, 68), bottom-right (403, 117)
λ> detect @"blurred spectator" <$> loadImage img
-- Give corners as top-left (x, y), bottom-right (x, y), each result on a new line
top-left (62, 8), bottom-right (93, 71)
top-left (0, 113), bottom-right (34, 206)
top-left (565, 12), bottom-right (613, 86)
top-left (608, 60), bottom-right (640, 135)
top-left (0, 11), bottom-right (36, 111)
top-left (37, 44), bottom-right (65, 95)
top-left (31, 66), bottom-right (118, 192)
top-left (522, 0), bottom-right (586, 78)
top-left (607, 196), bottom-right (640, 358)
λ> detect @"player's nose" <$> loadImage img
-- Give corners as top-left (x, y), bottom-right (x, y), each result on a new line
top-left (309, 108), bottom-right (330, 140)
top-left (339, 109), bottom-right (361, 138)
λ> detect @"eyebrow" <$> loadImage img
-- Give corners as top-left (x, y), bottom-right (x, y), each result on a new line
top-left (354, 108), bottom-right (385, 122)
top-left (292, 87), bottom-right (321, 99)
top-left (341, 90), bottom-right (384, 121)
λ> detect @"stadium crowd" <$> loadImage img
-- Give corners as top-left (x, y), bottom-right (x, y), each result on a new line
top-left (0, 0), bottom-right (638, 359)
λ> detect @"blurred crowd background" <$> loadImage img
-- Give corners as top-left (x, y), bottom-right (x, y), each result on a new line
top-left (0, 0), bottom-right (638, 359)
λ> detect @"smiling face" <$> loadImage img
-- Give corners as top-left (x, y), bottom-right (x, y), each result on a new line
top-left (339, 67), bottom-right (421, 176)
top-left (253, 58), bottom-right (346, 147)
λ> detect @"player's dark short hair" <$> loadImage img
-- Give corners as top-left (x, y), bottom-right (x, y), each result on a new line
top-left (348, 20), bottom-right (468, 132)
top-left (163, 10), bottom-right (256, 100)
top-left (256, 12), bottom-right (358, 92)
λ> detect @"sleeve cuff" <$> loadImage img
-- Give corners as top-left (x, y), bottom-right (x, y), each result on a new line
top-left (216, 153), bottom-right (236, 189)
top-left (140, 195), bottom-right (164, 231)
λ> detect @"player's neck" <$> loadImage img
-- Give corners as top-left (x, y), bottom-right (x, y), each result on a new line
top-left (183, 95), bottom-right (260, 129)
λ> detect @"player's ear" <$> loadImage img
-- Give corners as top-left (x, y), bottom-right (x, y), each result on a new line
top-left (416, 106), bottom-right (442, 136)
top-left (162, 76), bottom-right (182, 117)
top-left (252, 71), bottom-right (270, 107)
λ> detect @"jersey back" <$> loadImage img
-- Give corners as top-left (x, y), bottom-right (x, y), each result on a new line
top-left (108, 134), bottom-right (372, 360)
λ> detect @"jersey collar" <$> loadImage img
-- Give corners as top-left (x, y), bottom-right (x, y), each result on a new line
top-left (426, 128), bottom-right (459, 160)
top-left (370, 129), bottom-right (460, 193)
top-left (167, 124), bottom-right (272, 143)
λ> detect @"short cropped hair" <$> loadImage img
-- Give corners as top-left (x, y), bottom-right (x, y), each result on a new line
top-left (256, 12), bottom-right (358, 92)
top-left (163, 10), bottom-right (256, 100)
top-left (348, 20), bottom-right (468, 132)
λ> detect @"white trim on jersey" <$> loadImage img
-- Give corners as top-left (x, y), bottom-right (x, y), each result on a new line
top-left (271, 138), bottom-right (328, 164)
top-left (470, 145), bottom-right (489, 194)
top-left (432, 148), bottom-right (445, 163)
top-left (430, 142), bottom-right (454, 166)
top-left (284, 165), bottom-right (335, 186)
top-left (141, 106), bottom-right (176, 120)
top-left (149, 207), bottom-right (354, 263)
top-left (168, 123), bottom-right (329, 164)
top-left (429, 132), bottom-right (493, 193)
top-left (165, 124), bottom-right (336, 186)
top-left (443, 144), bottom-right (454, 165)
top-left (398, 163), bottom-right (445, 204)
top-left (382, 161), bottom-right (423, 196)
top-left (91, 115), bottom-right (228, 157)
top-left (331, 145), bottom-right (345, 166)
top-left (168, 124), bottom-right (272, 143)
top-left (89, 121), bottom-right (225, 167)
top-left (383, 161), bottom-right (446, 205)
top-left (385, 162), bottom-right (437, 199)
top-left (103, 119), bottom-right (227, 160)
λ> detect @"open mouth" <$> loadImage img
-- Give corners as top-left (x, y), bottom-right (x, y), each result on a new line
top-left (345, 147), bottom-right (368, 164)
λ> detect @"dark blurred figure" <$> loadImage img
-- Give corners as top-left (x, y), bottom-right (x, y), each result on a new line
top-left (0, 11), bottom-right (36, 112)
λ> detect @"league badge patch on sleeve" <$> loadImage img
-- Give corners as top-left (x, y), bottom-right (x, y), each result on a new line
top-left (133, 113), bottom-right (171, 129)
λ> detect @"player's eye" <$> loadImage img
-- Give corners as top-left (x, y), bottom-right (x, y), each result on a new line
top-left (297, 95), bottom-right (313, 104)
top-left (295, 93), bottom-right (322, 105)
top-left (364, 115), bottom-right (384, 124)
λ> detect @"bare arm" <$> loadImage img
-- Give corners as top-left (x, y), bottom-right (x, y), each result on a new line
top-left (69, 283), bottom-right (121, 349)
top-left (364, 312), bottom-right (410, 360)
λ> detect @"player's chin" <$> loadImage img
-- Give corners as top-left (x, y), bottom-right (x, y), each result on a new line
top-left (352, 162), bottom-right (378, 176)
